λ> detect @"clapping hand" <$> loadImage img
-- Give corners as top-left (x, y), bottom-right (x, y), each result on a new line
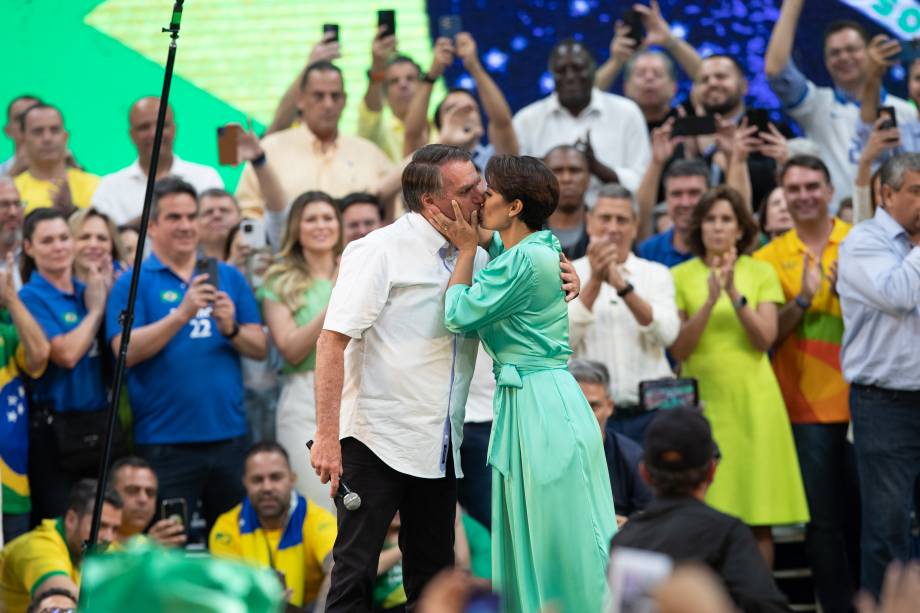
top-left (800, 252), bottom-right (822, 303)
top-left (586, 238), bottom-right (618, 284)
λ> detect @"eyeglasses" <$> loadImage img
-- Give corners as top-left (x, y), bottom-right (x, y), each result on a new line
top-left (0, 200), bottom-right (22, 211)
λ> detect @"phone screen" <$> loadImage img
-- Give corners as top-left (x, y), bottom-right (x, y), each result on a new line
top-left (161, 498), bottom-right (188, 526)
top-left (671, 115), bottom-right (716, 136)
top-left (878, 105), bottom-right (898, 130)
top-left (438, 14), bottom-right (463, 40)
top-left (377, 10), bottom-right (396, 37)
top-left (623, 9), bottom-right (645, 44)
top-left (322, 23), bottom-right (339, 42)
top-left (745, 108), bottom-right (771, 133)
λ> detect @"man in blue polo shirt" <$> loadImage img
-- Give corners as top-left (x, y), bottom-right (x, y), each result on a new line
top-left (637, 159), bottom-right (709, 268)
top-left (106, 176), bottom-right (267, 531)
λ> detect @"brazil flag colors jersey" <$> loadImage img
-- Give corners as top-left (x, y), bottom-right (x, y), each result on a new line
top-left (209, 493), bottom-right (335, 607)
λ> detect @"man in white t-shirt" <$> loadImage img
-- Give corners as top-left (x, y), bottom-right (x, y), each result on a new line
top-left (311, 145), bottom-right (577, 611)
top-left (92, 97), bottom-right (224, 225)
top-left (765, 0), bottom-right (915, 206)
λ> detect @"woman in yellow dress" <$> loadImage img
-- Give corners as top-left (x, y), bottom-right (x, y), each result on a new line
top-left (670, 186), bottom-right (809, 567)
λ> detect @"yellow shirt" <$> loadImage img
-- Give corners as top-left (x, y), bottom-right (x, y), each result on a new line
top-left (0, 518), bottom-right (79, 613)
top-left (209, 494), bottom-right (336, 607)
top-left (356, 100), bottom-right (438, 163)
top-left (235, 125), bottom-right (394, 219)
top-left (14, 168), bottom-right (99, 213)
top-left (753, 219), bottom-right (852, 423)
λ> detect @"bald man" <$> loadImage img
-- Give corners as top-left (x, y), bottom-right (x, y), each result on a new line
top-left (92, 97), bottom-right (224, 225)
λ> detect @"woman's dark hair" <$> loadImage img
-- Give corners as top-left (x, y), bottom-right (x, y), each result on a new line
top-left (484, 155), bottom-right (559, 231)
top-left (687, 185), bottom-right (759, 256)
top-left (224, 222), bottom-right (241, 261)
top-left (21, 208), bottom-right (69, 283)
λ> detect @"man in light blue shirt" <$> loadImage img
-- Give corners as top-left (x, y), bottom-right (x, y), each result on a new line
top-left (837, 152), bottom-right (920, 598)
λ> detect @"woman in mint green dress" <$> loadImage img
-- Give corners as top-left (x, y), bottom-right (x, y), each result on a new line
top-left (430, 155), bottom-right (616, 613)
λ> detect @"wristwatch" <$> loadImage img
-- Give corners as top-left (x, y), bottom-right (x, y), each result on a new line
top-left (794, 294), bottom-right (812, 310)
top-left (616, 283), bottom-right (635, 298)
top-left (223, 321), bottom-right (241, 340)
top-left (733, 295), bottom-right (748, 310)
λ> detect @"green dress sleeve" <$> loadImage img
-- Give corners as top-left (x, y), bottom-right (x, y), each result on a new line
top-left (444, 247), bottom-right (536, 334)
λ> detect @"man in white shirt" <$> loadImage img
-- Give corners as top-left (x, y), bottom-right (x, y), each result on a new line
top-left (512, 39), bottom-right (650, 196)
top-left (92, 97), bottom-right (224, 225)
top-left (569, 184), bottom-right (679, 444)
top-left (312, 145), bottom-right (579, 610)
top-left (311, 145), bottom-right (488, 611)
top-left (765, 0), bottom-right (915, 204)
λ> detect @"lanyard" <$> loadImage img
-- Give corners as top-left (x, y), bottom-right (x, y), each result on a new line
top-left (259, 493), bottom-right (297, 571)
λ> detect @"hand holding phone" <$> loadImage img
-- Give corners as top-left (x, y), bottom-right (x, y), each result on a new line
top-left (161, 498), bottom-right (188, 527)
top-left (622, 9), bottom-right (646, 46)
top-left (438, 14), bottom-right (463, 40)
top-left (322, 23), bottom-right (339, 42)
top-left (240, 218), bottom-right (266, 250)
top-left (744, 108), bottom-right (771, 134)
top-left (377, 10), bottom-right (396, 38)
top-left (217, 125), bottom-right (243, 166)
top-left (194, 257), bottom-right (220, 291)
top-left (878, 105), bottom-right (898, 131)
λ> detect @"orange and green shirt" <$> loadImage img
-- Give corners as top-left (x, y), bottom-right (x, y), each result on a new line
top-left (754, 219), bottom-right (851, 423)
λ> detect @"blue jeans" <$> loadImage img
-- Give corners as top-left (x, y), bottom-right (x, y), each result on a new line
top-left (850, 384), bottom-right (920, 597)
top-left (791, 422), bottom-right (860, 612)
top-left (135, 434), bottom-right (249, 533)
top-left (459, 421), bottom-right (492, 530)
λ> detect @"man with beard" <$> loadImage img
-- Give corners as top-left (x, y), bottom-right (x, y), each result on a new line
top-left (696, 55), bottom-right (790, 213)
top-left (765, 0), bottom-right (915, 204)
top-left (210, 442), bottom-right (336, 610)
top-left (513, 39), bottom-right (650, 196)
top-left (92, 97), bottom-right (224, 226)
top-left (544, 145), bottom-right (590, 259)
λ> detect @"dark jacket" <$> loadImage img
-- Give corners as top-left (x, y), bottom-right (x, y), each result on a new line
top-left (611, 497), bottom-right (791, 613)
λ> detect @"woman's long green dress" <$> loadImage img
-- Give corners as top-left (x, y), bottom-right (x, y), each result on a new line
top-left (444, 231), bottom-right (616, 613)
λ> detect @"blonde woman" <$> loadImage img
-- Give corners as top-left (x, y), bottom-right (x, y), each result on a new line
top-left (260, 190), bottom-right (342, 511)
top-left (68, 208), bottom-right (127, 285)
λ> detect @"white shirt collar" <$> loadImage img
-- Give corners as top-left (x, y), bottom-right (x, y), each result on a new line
top-left (406, 211), bottom-right (450, 255)
top-left (127, 155), bottom-right (182, 179)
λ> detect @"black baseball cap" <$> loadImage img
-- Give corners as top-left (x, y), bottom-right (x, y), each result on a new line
top-left (643, 408), bottom-right (718, 471)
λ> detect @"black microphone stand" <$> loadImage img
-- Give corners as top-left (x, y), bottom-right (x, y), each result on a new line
top-left (86, 0), bottom-right (186, 552)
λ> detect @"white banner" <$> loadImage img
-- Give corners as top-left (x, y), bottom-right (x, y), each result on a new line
top-left (840, 0), bottom-right (920, 39)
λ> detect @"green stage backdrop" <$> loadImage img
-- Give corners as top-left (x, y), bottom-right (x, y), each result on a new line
top-left (3, 0), bottom-right (436, 190)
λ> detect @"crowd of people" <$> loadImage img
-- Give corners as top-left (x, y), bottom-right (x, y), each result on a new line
top-left (1, 0), bottom-right (920, 611)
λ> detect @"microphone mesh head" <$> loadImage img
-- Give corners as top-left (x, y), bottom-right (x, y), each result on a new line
top-left (343, 492), bottom-right (361, 511)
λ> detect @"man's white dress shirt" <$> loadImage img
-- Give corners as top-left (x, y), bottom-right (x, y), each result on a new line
top-left (92, 156), bottom-right (224, 225)
top-left (568, 252), bottom-right (679, 406)
top-left (324, 212), bottom-right (488, 478)
top-left (512, 88), bottom-right (651, 197)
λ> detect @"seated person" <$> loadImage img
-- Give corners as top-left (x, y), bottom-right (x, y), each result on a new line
top-left (26, 587), bottom-right (78, 613)
top-left (209, 442), bottom-right (336, 610)
top-left (611, 409), bottom-right (789, 613)
top-left (569, 359), bottom-right (652, 525)
top-left (110, 456), bottom-right (185, 547)
top-left (0, 479), bottom-right (122, 613)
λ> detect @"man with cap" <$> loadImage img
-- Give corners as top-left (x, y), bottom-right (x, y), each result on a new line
top-left (611, 409), bottom-right (790, 613)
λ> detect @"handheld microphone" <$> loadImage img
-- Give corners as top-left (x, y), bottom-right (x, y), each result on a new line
top-left (306, 440), bottom-right (362, 511)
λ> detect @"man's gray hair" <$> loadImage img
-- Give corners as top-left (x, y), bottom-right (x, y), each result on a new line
top-left (595, 183), bottom-right (639, 217)
top-left (880, 152), bottom-right (920, 191)
top-left (568, 359), bottom-right (611, 387)
top-left (623, 50), bottom-right (677, 84)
